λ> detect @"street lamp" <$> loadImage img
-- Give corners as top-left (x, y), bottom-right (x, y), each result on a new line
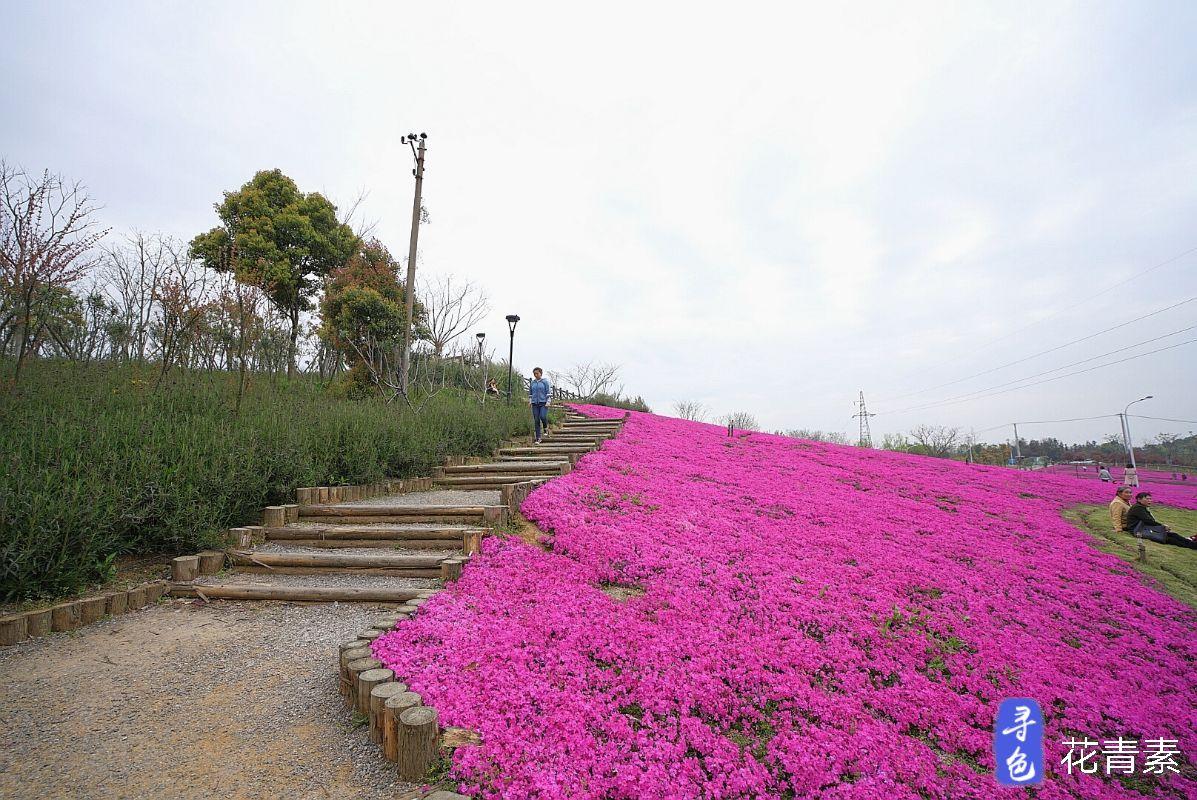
top-left (505, 315), bottom-right (520, 402)
top-left (1120, 395), bottom-right (1153, 470)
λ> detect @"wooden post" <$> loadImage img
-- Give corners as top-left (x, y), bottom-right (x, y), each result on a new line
top-left (283, 504), bottom-right (299, 523)
top-left (346, 657), bottom-right (382, 708)
top-left (145, 581), bottom-right (168, 604)
top-left (356, 668), bottom-right (394, 715)
top-left (383, 691), bottom-right (423, 762)
top-left (79, 597), bottom-right (108, 625)
top-left (318, 487), bottom-right (330, 503)
top-left (357, 628), bottom-right (383, 642)
top-left (262, 506), bottom-right (287, 527)
top-left (440, 558), bottom-right (463, 581)
top-left (197, 551), bottom-right (225, 575)
top-left (172, 555), bottom-right (200, 581)
top-left (296, 488), bottom-right (315, 505)
top-left (369, 681), bottom-right (408, 743)
top-left (396, 706), bottom-right (440, 780)
top-left (463, 530), bottom-right (482, 556)
top-left (105, 591), bottom-right (128, 616)
top-left (50, 602), bottom-right (82, 631)
top-left (229, 527), bottom-right (253, 548)
top-left (1136, 533), bottom-right (1147, 562)
top-left (0, 615), bottom-right (28, 646)
top-left (126, 587), bottom-right (148, 610)
top-left (340, 646), bottom-right (373, 697)
top-left (25, 610), bottom-right (52, 637)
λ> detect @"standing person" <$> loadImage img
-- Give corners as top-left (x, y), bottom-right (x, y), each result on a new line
top-left (1124, 492), bottom-right (1197, 549)
top-left (1099, 464), bottom-right (1112, 483)
top-left (528, 367), bottom-right (551, 444)
top-left (1123, 462), bottom-right (1139, 488)
top-left (1108, 486), bottom-right (1132, 533)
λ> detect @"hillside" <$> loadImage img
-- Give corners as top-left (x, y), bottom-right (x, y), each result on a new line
top-left (373, 408), bottom-right (1197, 799)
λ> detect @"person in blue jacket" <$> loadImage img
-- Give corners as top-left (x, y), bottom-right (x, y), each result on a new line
top-left (528, 367), bottom-right (551, 444)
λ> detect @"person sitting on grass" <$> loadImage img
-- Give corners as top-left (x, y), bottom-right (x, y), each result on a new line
top-left (1108, 486), bottom-right (1132, 533)
top-left (1123, 492), bottom-right (1197, 550)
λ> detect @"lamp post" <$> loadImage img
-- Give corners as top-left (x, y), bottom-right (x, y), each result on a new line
top-left (505, 315), bottom-right (520, 403)
top-left (475, 332), bottom-right (486, 401)
top-left (398, 132), bottom-right (427, 394)
top-left (1120, 395), bottom-right (1153, 470)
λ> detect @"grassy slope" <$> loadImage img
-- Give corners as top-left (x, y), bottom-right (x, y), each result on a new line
top-left (1064, 504), bottom-right (1197, 610)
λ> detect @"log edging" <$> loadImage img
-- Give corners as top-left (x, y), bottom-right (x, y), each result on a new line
top-left (0, 579), bottom-right (171, 647)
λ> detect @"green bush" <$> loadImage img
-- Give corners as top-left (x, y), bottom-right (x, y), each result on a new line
top-left (0, 361), bottom-right (531, 601)
top-left (588, 392), bottom-right (651, 413)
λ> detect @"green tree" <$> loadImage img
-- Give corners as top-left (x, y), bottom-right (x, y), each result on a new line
top-left (319, 239), bottom-right (425, 393)
top-left (189, 169), bottom-right (357, 378)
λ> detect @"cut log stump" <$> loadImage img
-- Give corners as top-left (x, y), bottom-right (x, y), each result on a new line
top-left (79, 597), bottom-right (108, 625)
top-left (50, 602), bottom-right (81, 632)
top-left (0, 615), bottom-right (28, 646)
top-left (396, 706), bottom-right (440, 781)
top-left (197, 550), bottom-right (225, 575)
top-left (172, 556), bottom-right (200, 582)
top-left (369, 681), bottom-right (408, 743)
top-left (356, 668), bottom-right (394, 715)
top-left (383, 691), bottom-right (423, 762)
top-left (25, 610), bottom-right (52, 638)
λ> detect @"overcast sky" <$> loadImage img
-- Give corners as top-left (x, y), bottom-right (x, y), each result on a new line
top-left (4, 1), bottom-right (1195, 445)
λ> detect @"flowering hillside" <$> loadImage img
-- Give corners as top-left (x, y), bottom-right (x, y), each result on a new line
top-left (374, 408), bottom-right (1197, 799)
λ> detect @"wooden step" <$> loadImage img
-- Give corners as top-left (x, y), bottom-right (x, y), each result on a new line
top-left (441, 462), bottom-right (569, 475)
top-left (499, 446), bottom-right (592, 456)
top-left (435, 475), bottom-right (558, 487)
top-left (227, 549), bottom-right (446, 577)
top-left (170, 582), bottom-right (429, 603)
top-left (272, 538), bottom-right (460, 550)
top-left (298, 505), bottom-right (503, 525)
top-left (263, 526), bottom-right (471, 541)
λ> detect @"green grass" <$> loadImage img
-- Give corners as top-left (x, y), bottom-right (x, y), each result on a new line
top-left (1, 360), bottom-right (534, 602)
top-left (1064, 504), bottom-right (1197, 610)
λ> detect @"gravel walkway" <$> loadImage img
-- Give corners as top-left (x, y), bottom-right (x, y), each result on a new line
top-left (336, 489), bottom-right (500, 507)
top-left (193, 573), bottom-right (442, 590)
top-left (253, 542), bottom-right (461, 558)
top-left (0, 600), bottom-right (421, 800)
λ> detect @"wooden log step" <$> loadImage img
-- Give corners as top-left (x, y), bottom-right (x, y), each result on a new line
top-left (499, 446), bottom-right (592, 455)
top-left (269, 538), bottom-right (463, 550)
top-left (441, 461), bottom-right (569, 474)
top-left (302, 505), bottom-right (492, 518)
top-left (435, 475), bottom-right (559, 487)
top-left (169, 582), bottom-right (427, 603)
top-left (227, 550), bottom-right (446, 570)
top-left (263, 526), bottom-right (472, 541)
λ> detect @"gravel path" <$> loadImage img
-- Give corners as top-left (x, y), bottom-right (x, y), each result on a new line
top-left (336, 489), bottom-right (500, 507)
top-left (0, 599), bottom-right (420, 800)
top-left (253, 542), bottom-right (461, 558)
top-left (193, 573), bottom-right (442, 590)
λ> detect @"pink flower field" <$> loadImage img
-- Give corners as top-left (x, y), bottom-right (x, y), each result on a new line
top-left (373, 407), bottom-right (1197, 799)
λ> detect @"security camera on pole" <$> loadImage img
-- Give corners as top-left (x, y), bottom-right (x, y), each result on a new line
top-left (399, 132), bottom-right (427, 394)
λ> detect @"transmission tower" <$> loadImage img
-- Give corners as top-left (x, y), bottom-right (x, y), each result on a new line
top-left (852, 390), bottom-right (876, 447)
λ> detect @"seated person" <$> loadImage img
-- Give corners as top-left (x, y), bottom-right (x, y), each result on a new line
top-left (1123, 492), bottom-right (1197, 549)
top-left (1108, 486), bottom-right (1132, 532)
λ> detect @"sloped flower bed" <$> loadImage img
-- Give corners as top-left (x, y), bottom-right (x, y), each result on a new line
top-left (374, 407), bottom-right (1197, 799)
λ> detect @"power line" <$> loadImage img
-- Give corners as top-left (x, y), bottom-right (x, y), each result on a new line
top-left (1129, 414), bottom-right (1197, 425)
top-left (876, 294), bottom-right (1197, 405)
top-left (876, 323), bottom-right (1197, 415)
top-left (874, 336), bottom-right (1197, 417)
top-left (957, 244), bottom-right (1197, 355)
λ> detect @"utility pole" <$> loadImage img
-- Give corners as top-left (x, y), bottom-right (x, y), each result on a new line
top-left (851, 391), bottom-right (876, 447)
top-left (968, 428), bottom-right (976, 464)
top-left (399, 132), bottom-right (427, 394)
top-left (1121, 395), bottom-right (1154, 470)
top-left (1011, 423), bottom-right (1022, 462)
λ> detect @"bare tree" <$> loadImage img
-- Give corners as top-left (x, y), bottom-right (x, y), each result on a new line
top-left (0, 162), bottom-right (108, 382)
top-left (909, 424), bottom-right (962, 457)
top-left (102, 232), bottom-right (168, 362)
top-left (552, 361), bottom-right (623, 398)
top-left (420, 274), bottom-right (489, 358)
top-left (152, 239), bottom-right (210, 386)
top-left (785, 429), bottom-right (850, 444)
top-left (720, 411), bottom-right (760, 431)
top-left (673, 400), bottom-right (708, 422)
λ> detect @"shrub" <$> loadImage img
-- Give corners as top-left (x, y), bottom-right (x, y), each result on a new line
top-left (0, 360), bottom-right (530, 601)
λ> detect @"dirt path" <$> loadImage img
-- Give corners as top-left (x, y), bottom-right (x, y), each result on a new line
top-left (0, 598), bottom-right (417, 800)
